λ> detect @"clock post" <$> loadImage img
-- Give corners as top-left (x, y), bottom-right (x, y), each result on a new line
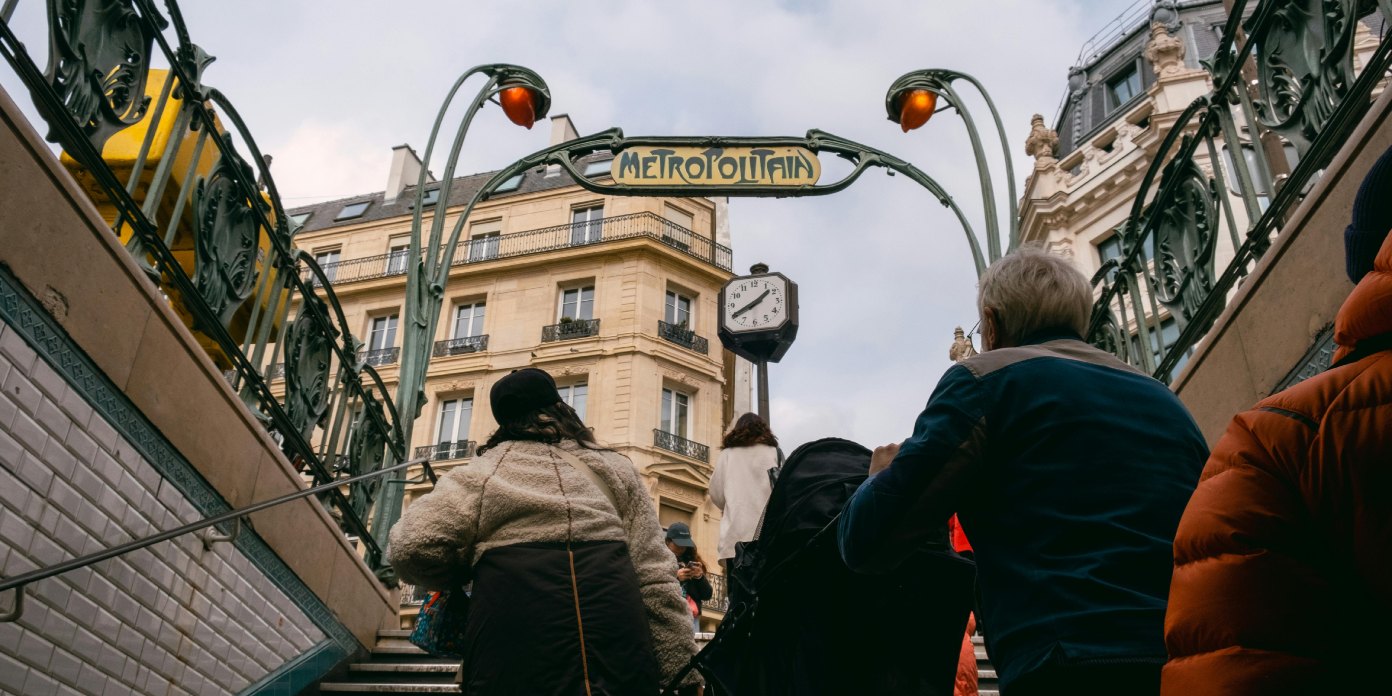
top-left (717, 263), bottom-right (799, 426)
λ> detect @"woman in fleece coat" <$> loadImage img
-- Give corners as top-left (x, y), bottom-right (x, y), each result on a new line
top-left (389, 368), bottom-right (699, 695)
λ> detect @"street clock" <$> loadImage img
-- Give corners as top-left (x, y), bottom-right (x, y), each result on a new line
top-left (718, 263), bottom-right (799, 364)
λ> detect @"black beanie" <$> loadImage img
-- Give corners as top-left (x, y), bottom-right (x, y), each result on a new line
top-left (1345, 143), bottom-right (1392, 283)
top-left (490, 368), bottom-right (562, 424)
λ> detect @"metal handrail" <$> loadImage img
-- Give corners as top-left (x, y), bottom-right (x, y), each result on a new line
top-left (657, 320), bottom-right (709, 354)
top-left (542, 318), bottom-right (601, 342)
top-left (0, 457), bottom-right (438, 622)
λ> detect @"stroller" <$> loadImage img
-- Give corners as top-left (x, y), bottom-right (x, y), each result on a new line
top-left (664, 438), bottom-right (977, 695)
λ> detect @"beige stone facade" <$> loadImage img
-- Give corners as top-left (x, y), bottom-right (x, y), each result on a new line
top-left (286, 120), bottom-right (740, 624)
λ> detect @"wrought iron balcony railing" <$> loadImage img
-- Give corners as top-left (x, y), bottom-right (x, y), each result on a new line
top-left (1086, 0), bottom-right (1392, 383)
top-left (397, 582), bottom-right (433, 608)
top-left (708, 573), bottom-right (731, 614)
top-left (0, 0), bottom-right (408, 574)
top-left (309, 212), bottom-right (734, 286)
top-left (433, 335), bottom-right (489, 357)
top-left (657, 320), bottom-right (709, 354)
top-left (414, 441), bottom-right (476, 461)
top-left (653, 429), bottom-right (710, 463)
top-left (542, 318), bottom-right (601, 342)
top-left (359, 347), bottom-right (401, 367)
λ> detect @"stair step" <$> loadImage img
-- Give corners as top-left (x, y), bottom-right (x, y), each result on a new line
top-left (319, 684), bottom-right (460, 694)
top-left (378, 629), bottom-right (414, 639)
top-left (373, 645), bottom-right (432, 656)
top-left (352, 664), bottom-right (458, 674)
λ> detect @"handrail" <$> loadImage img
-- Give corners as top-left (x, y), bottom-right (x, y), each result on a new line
top-left (0, 457), bottom-right (439, 621)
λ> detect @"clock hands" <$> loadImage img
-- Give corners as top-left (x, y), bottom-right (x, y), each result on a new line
top-left (731, 289), bottom-right (771, 319)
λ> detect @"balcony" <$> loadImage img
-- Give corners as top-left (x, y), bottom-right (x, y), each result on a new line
top-left (414, 441), bottom-right (476, 461)
top-left (653, 429), bottom-right (709, 463)
top-left (542, 318), bottom-right (600, 342)
top-left (657, 320), bottom-right (708, 354)
top-left (308, 212), bottom-right (733, 286)
top-left (433, 335), bottom-right (489, 357)
top-left (359, 347), bottom-right (400, 367)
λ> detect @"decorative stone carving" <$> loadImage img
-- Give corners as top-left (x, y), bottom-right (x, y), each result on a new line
top-left (949, 327), bottom-right (978, 363)
top-left (1024, 114), bottom-right (1060, 166)
top-left (1151, 1), bottom-right (1181, 33)
top-left (1046, 238), bottom-right (1075, 259)
top-left (1144, 21), bottom-right (1187, 77)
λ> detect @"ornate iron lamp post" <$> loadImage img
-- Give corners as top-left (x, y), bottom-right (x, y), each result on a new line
top-left (886, 69), bottom-right (1021, 355)
top-left (371, 64), bottom-right (551, 580)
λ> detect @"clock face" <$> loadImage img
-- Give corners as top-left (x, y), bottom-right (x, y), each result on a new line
top-left (722, 274), bottom-right (789, 332)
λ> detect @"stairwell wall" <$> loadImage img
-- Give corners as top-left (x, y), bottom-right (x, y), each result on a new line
top-left (0, 81), bottom-right (391, 694)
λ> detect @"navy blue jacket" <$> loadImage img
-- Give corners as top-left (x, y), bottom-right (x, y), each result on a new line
top-left (838, 332), bottom-right (1207, 689)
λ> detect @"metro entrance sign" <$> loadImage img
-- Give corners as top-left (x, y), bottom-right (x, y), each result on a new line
top-left (612, 145), bottom-right (821, 188)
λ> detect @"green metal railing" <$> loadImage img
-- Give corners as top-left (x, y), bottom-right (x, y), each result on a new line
top-left (1088, 0), bottom-right (1392, 382)
top-left (0, 0), bottom-right (407, 573)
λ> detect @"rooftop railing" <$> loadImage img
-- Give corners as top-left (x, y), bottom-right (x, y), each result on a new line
top-left (0, 0), bottom-right (408, 574)
top-left (1088, 0), bottom-right (1392, 383)
top-left (310, 211), bottom-right (734, 285)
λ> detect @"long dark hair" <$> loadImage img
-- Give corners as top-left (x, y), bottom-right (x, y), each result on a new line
top-left (477, 401), bottom-right (606, 455)
top-left (722, 412), bottom-right (778, 449)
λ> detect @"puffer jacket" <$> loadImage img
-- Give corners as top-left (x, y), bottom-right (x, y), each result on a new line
top-left (388, 439), bottom-right (699, 689)
top-left (1163, 231), bottom-right (1392, 693)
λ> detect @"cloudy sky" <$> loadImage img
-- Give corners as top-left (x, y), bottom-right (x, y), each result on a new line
top-left (4, 0), bottom-right (1142, 451)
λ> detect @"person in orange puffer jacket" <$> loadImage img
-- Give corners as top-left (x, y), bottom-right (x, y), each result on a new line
top-left (1162, 143), bottom-right (1392, 695)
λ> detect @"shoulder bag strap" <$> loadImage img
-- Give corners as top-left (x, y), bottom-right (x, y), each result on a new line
top-left (553, 447), bottom-right (620, 515)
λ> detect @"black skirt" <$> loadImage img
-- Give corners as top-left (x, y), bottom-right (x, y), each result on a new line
top-left (460, 540), bottom-right (660, 696)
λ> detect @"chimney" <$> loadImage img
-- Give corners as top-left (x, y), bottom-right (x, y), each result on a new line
top-left (546, 115), bottom-right (579, 176)
top-left (384, 144), bottom-right (435, 203)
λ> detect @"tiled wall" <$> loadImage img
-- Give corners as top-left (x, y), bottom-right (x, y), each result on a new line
top-left (0, 320), bottom-right (326, 696)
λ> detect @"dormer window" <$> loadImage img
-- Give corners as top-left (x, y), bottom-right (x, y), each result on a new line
top-left (1106, 63), bottom-right (1142, 113)
top-left (583, 159), bottom-right (613, 177)
top-left (494, 173), bottom-right (523, 193)
top-left (335, 201), bottom-right (370, 220)
top-left (421, 188), bottom-right (440, 206)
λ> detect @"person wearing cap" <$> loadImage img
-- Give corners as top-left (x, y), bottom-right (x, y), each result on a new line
top-left (1163, 144), bottom-right (1392, 695)
top-left (389, 368), bottom-right (700, 695)
top-left (665, 521), bottom-right (712, 630)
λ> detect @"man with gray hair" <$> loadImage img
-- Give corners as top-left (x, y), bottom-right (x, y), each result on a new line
top-left (838, 246), bottom-right (1208, 695)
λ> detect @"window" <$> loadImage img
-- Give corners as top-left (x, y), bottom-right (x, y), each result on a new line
top-left (661, 387), bottom-right (690, 439)
top-left (663, 204), bottom-right (695, 251)
top-left (420, 188), bottom-right (440, 206)
top-left (583, 159), bottom-right (613, 177)
top-left (335, 201), bottom-right (370, 220)
top-left (386, 236), bottom-right (410, 275)
top-left (571, 204), bottom-right (604, 245)
top-left (1130, 316), bottom-right (1190, 376)
top-left (453, 301), bottom-right (486, 339)
top-left (665, 290), bottom-right (693, 327)
top-left (1096, 231), bottom-right (1154, 270)
top-left (1106, 64), bottom-right (1142, 113)
top-left (559, 382), bottom-right (588, 422)
top-left (368, 314), bottom-right (398, 351)
top-left (468, 220), bottom-right (502, 262)
top-left (313, 249), bottom-right (340, 284)
top-left (494, 173), bottom-right (523, 193)
top-left (435, 397), bottom-right (473, 446)
top-left (289, 212), bottom-right (312, 229)
top-left (559, 286), bottom-right (595, 321)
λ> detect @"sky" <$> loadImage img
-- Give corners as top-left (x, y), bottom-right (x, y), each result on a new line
top-left (2, 0), bottom-right (1144, 452)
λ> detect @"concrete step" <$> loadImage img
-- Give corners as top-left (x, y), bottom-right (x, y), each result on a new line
top-left (319, 684), bottom-right (461, 694)
top-left (343, 663), bottom-right (458, 685)
top-left (378, 629), bottom-right (414, 639)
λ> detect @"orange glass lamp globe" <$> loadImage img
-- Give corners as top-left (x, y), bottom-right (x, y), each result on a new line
top-left (898, 89), bottom-right (938, 133)
top-left (499, 86), bottom-right (538, 129)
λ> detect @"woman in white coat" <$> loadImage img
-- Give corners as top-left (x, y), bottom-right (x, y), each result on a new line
top-left (708, 413), bottom-right (781, 580)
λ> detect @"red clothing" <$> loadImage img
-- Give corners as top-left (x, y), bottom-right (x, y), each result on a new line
top-left (949, 514), bottom-right (973, 555)
top-left (955, 613), bottom-right (978, 696)
top-left (1163, 229), bottom-right (1392, 693)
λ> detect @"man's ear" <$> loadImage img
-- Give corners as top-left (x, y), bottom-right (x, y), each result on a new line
top-left (981, 307), bottom-right (999, 351)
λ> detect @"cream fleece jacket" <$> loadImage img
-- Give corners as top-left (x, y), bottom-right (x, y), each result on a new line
top-left (387, 438), bottom-right (698, 684)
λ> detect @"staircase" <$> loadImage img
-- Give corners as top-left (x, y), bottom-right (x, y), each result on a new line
top-left (318, 630), bottom-right (461, 694)
top-left (316, 630), bottom-right (998, 694)
top-left (975, 633), bottom-right (1000, 696)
